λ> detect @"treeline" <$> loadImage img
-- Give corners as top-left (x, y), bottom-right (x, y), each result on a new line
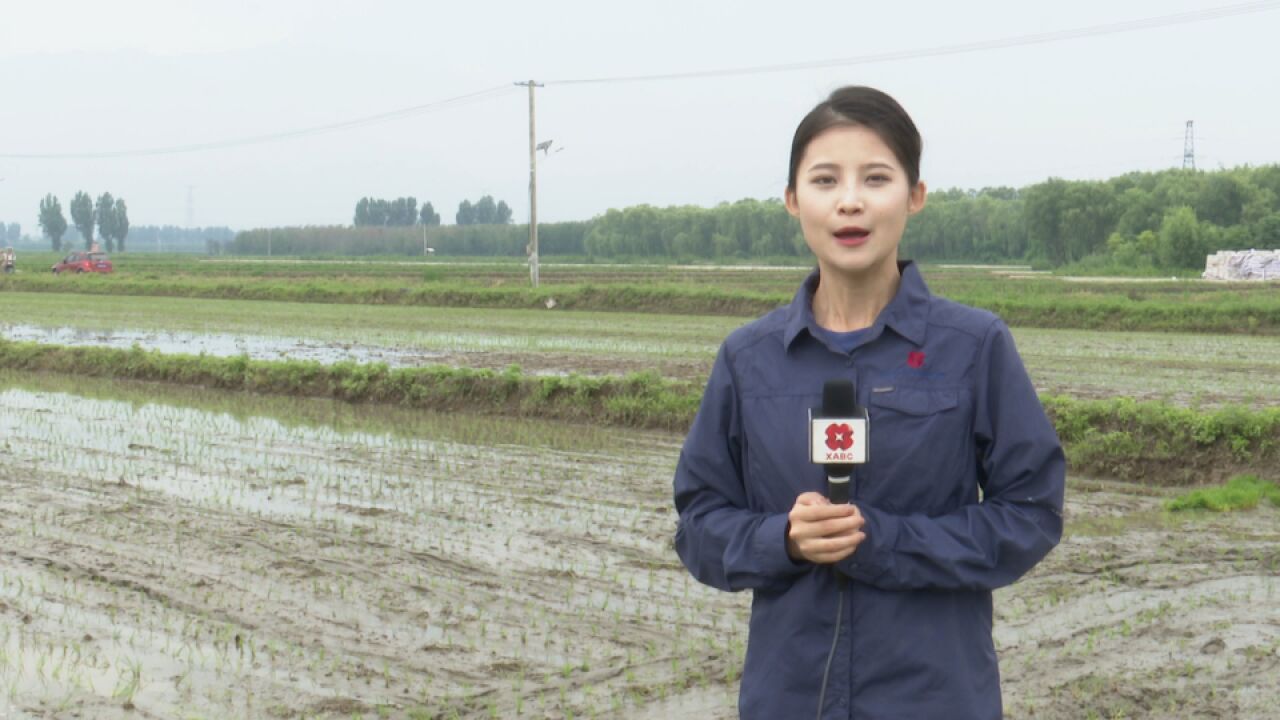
top-left (132, 225), bottom-right (237, 253)
top-left (583, 199), bottom-right (800, 257)
top-left (354, 197), bottom-right (441, 227)
top-left (1021, 166), bottom-right (1280, 269)
top-left (232, 222), bottom-right (589, 256)
top-left (234, 166), bottom-right (1280, 267)
top-left (53, 225), bottom-right (236, 253)
top-left (0, 222), bottom-right (21, 244)
top-left (353, 195), bottom-right (511, 227)
top-left (904, 167), bottom-right (1280, 268)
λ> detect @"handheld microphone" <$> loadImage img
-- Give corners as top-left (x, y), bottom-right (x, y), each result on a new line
top-left (811, 379), bottom-right (869, 504)
top-left (811, 378), bottom-right (870, 713)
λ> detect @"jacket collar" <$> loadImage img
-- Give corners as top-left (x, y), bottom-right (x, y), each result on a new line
top-left (783, 260), bottom-right (930, 350)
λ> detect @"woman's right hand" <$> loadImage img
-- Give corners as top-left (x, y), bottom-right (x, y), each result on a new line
top-left (786, 492), bottom-right (865, 564)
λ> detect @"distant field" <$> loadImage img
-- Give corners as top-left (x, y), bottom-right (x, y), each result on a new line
top-left (9, 252), bottom-right (1280, 335)
top-left (11, 252), bottom-right (811, 292)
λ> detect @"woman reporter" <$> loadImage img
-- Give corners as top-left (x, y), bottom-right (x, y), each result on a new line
top-left (673, 86), bottom-right (1064, 720)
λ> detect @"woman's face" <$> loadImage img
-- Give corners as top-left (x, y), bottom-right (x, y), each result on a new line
top-left (785, 125), bottom-right (926, 280)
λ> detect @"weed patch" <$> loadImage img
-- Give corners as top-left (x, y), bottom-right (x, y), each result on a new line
top-left (1166, 474), bottom-right (1280, 512)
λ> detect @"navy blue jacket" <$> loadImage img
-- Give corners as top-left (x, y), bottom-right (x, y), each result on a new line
top-left (673, 262), bottom-right (1065, 719)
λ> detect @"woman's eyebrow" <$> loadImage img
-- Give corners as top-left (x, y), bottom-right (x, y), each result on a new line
top-left (806, 161), bottom-right (897, 172)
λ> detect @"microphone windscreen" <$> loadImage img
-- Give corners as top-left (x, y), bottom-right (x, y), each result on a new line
top-left (822, 379), bottom-right (856, 417)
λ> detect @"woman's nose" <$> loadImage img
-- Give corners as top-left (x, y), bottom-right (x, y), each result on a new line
top-left (836, 185), bottom-right (863, 214)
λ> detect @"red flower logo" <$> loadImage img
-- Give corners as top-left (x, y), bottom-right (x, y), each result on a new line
top-left (907, 351), bottom-right (925, 369)
top-left (825, 423), bottom-right (854, 451)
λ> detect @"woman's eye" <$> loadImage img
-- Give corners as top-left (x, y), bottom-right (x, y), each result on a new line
top-left (812, 176), bottom-right (836, 186)
top-left (867, 175), bottom-right (890, 184)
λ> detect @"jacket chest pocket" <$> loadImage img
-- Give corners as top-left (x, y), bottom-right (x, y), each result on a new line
top-left (864, 385), bottom-right (974, 514)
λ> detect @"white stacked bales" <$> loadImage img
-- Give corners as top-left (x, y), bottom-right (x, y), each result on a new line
top-left (1203, 249), bottom-right (1280, 281)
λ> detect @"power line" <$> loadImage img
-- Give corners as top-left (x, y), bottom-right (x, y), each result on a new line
top-left (0, 85), bottom-right (517, 160)
top-left (3, 1), bottom-right (1276, 160)
top-left (547, 1), bottom-right (1280, 85)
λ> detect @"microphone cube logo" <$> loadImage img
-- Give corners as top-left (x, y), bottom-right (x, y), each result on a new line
top-left (810, 418), bottom-right (868, 464)
top-left (825, 423), bottom-right (854, 451)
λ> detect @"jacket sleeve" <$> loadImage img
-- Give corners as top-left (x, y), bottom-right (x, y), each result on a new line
top-left (837, 319), bottom-right (1065, 591)
top-left (674, 343), bottom-right (809, 593)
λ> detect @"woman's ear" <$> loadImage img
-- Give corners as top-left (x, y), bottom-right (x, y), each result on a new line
top-left (784, 187), bottom-right (800, 217)
top-left (908, 181), bottom-right (928, 215)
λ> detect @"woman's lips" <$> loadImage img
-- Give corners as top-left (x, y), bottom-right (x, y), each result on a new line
top-left (833, 227), bottom-right (870, 246)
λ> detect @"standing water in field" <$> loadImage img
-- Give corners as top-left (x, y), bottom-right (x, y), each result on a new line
top-left (0, 322), bottom-right (450, 368)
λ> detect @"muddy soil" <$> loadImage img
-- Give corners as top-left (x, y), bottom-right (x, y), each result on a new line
top-left (0, 383), bottom-right (1276, 719)
top-left (0, 384), bottom-right (744, 719)
top-left (998, 481), bottom-right (1280, 719)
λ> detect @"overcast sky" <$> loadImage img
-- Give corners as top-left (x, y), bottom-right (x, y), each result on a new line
top-left (1, 0), bottom-right (1277, 232)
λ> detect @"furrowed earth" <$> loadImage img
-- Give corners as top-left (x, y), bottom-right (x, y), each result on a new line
top-left (0, 376), bottom-right (1276, 719)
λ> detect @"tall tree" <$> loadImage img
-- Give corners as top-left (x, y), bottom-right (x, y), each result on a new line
top-left (5, 223), bottom-right (19, 243)
top-left (70, 191), bottom-right (95, 249)
top-left (1022, 178), bottom-right (1069, 265)
top-left (354, 197), bottom-right (371, 226)
top-left (1156, 206), bottom-right (1203, 269)
top-left (419, 201), bottom-right (441, 226)
top-left (496, 200), bottom-right (513, 224)
top-left (354, 196), bottom-right (421, 226)
top-left (95, 192), bottom-right (116, 252)
top-left (474, 195), bottom-right (497, 224)
top-left (38, 194), bottom-right (68, 251)
top-left (115, 199), bottom-right (130, 252)
top-left (456, 199), bottom-right (475, 226)
top-left (390, 197), bottom-right (417, 226)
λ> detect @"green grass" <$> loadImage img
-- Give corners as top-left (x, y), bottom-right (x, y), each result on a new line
top-left (1044, 396), bottom-right (1280, 484)
top-left (0, 272), bottom-right (794, 316)
top-left (0, 338), bottom-right (701, 431)
top-left (1165, 474), bottom-right (1280, 512)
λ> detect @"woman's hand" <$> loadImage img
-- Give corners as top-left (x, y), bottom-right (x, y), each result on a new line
top-left (786, 492), bottom-right (865, 564)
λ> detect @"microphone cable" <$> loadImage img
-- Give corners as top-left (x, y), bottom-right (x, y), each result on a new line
top-left (815, 582), bottom-right (845, 720)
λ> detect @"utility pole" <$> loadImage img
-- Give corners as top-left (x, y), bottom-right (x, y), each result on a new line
top-left (1182, 120), bottom-right (1195, 170)
top-left (515, 80), bottom-right (544, 288)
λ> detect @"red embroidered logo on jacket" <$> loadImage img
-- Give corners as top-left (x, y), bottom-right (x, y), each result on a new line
top-left (907, 351), bottom-right (926, 369)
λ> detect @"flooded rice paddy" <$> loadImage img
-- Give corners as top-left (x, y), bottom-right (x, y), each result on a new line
top-left (0, 373), bottom-right (1276, 718)
top-left (0, 374), bottom-right (744, 719)
top-left (6, 312), bottom-right (1280, 407)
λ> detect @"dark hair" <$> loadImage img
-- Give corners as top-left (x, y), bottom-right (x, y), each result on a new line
top-left (787, 86), bottom-right (922, 191)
